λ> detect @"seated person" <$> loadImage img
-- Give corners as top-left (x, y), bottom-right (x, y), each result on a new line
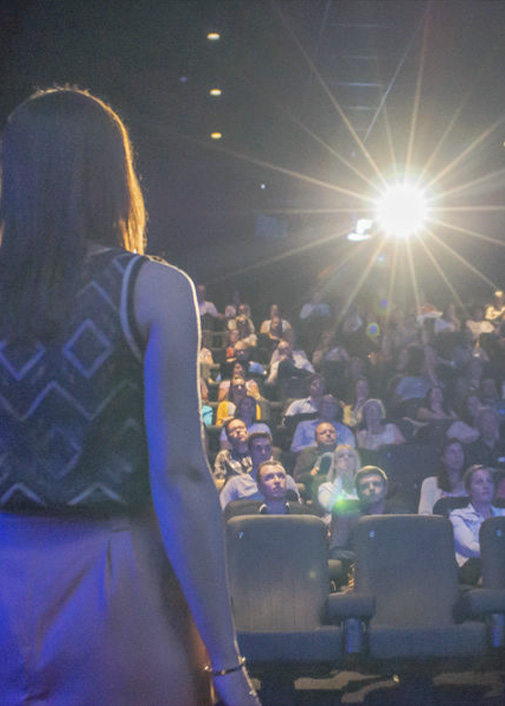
top-left (299, 290), bottom-right (331, 321)
top-left (291, 394), bottom-right (355, 453)
top-left (264, 315), bottom-right (288, 348)
top-left (466, 406), bottom-right (505, 470)
top-left (342, 378), bottom-right (370, 429)
top-left (391, 346), bottom-right (434, 414)
top-left (485, 289), bottom-right (505, 326)
top-left (196, 283), bottom-right (220, 320)
top-left (225, 329), bottom-right (240, 361)
top-left (219, 432), bottom-right (299, 510)
top-left (215, 376), bottom-right (251, 426)
top-left (233, 340), bottom-right (265, 376)
top-left (356, 398), bottom-right (405, 451)
top-left (311, 330), bottom-right (350, 372)
top-left (266, 340), bottom-right (315, 385)
top-left (418, 438), bottom-right (467, 515)
top-left (317, 445), bottom-right (362, 515)
top-left (213, 418), bottom-right (252, 481)
top-left (416, 385), bottom-right (458, 422)
top-left (218, 361), bottom-right (261, 402)
top-left (224, 461), bottom-right (317, 520)
top-left (465, 304), bottom-right (495, 342)
top-left (293, 421), bottom-right (338, 484)
top-left (224, 289), bottom-right (241, 320)
top-left (234, 315), bottom-right (257, 348)
top-left (283, 373), bottom-right (326, 420)
top-left (446, 392), bottom-right (482, 444)
top-left (260, 304), bottom-right (292, 336)
top-left (219, 395), bottom-right (271, 450)
top-left (449, 464), bottom-right (505, 584)
top-left (228, 304), bottom-right (257, 348)
top-left (328, 465), bottom-right (405, 563)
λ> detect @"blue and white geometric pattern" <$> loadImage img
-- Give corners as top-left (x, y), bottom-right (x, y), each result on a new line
top-left (0, 249), bottom-right (151, 512)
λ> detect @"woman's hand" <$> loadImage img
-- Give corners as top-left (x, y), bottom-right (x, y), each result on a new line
top-left (214, 667), bottom-right (261, 706)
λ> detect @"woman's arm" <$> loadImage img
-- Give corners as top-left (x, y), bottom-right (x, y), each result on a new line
top-left (134, 260), bottom-right (259, 706)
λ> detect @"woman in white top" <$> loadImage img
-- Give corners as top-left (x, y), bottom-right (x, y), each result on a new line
top-left (449, 465), bottom-right (505, 583)
top-left (356, 398), bottom-right (405, 451)
top-left (418, 438), bottom-right (467, 514)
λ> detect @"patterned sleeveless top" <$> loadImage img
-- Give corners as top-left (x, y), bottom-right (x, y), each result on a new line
top-left (0, 248), bottom-right (151, 514)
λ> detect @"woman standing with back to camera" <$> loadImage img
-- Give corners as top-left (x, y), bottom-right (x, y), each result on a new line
top-left (0, 87), bottom-right (259, 705)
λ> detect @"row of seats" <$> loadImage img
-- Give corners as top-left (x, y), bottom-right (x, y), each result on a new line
top-left (227, 513), bottom-right (505, 705)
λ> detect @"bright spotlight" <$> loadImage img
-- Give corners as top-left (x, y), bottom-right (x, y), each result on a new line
top-left (376, 183), bottom-right (427, 238)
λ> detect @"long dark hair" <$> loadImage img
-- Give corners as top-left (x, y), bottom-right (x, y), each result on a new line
top-left (438, 438), bottom-right (465, 492)
top-left (0, 86), bottom-right (145, 339)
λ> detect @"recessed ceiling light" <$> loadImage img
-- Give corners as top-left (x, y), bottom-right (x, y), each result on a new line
top-left (207, 32), bottom-right (220, 41)
top-left (209, 88), bottom-right (222, 96)
top-left (210, 132), bottom-right (222, 140)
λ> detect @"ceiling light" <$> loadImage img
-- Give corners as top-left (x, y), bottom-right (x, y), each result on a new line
top-left (209, 88), bottom-right (222, 96)
top-left (207, 32), bottom-right (221, 41)
top-left (210, 132), bottom-right (222, 140)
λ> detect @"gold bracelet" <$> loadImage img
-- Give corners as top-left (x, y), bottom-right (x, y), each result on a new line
top-left (204, 656), bottom-right (246, 676)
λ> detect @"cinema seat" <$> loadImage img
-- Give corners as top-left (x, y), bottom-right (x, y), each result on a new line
top-left (351, 515), bottom-right (505, 705)
top-left (226, 514), bottom-right (373, 705)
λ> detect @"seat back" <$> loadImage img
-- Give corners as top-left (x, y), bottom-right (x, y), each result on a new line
top-left (226, 514), bottom-right (329, 631)
top-left (432, 496), bottom-right (469, 517)
top-left (480, 515), bottom-right (505, 589)
top-left (353, 515), bottom-right (460, 627)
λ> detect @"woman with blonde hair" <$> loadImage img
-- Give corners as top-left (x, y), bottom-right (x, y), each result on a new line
top-left (0, 87), bottom-right (259, 706)
top-left (317, 444), bottom-right (362, 515)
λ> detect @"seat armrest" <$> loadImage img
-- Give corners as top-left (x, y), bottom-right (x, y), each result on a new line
top-left (455, 588), bottom-right (505, 620)
top-left (326, 592), bottom-right (375, 655)
top-left (326, 592), bottom-right (375, 622)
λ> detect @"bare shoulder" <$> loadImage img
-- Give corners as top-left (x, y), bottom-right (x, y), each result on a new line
top-left (136, 257), bottom-right (194, 300)
top-left (134, 258), bottom-right (197, 339)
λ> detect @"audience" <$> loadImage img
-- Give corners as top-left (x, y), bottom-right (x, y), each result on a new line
top-left (199, 282), bottom-right (505, 595)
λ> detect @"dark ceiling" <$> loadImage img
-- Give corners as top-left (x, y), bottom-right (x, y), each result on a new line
top-left (1, 0), bottom-right (505, 315)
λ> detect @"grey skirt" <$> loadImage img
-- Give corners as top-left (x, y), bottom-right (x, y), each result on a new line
top-left (0, 509), bottom-right (213, 706)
